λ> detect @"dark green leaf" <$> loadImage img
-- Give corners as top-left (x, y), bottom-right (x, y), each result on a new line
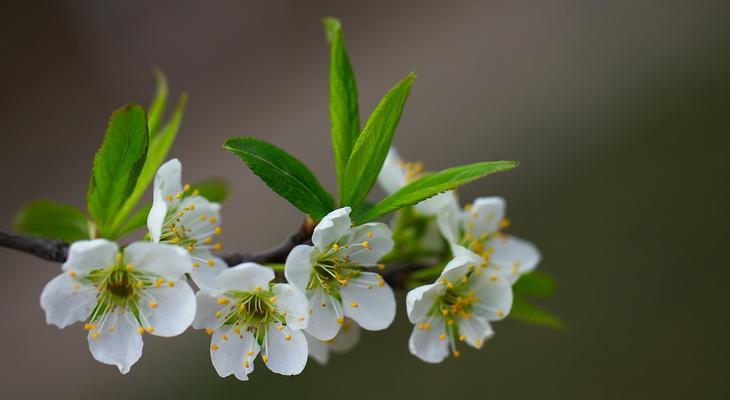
top-left (147, 68), bottom-right (168, 136)
top-left (342, 73), bottom-right (415, 209)
top-left (224, 137), bottom-right (335, 219)
top-left (323, 17), bottom-right (360, 199)
top-left (87, 104), bottom-right (148, 237)
top-left (510, 297), bottom-right (566, 330)
top-left (114, 204), bottom-right (151, 239)
top-left (355, 160), bottom-right (518, 223)
top-left (14, 200), bottom-right (91, 242)
top-left (514, 270), bottom-right (557, 298)
top-left (191, 178), bottom-right (231, 203)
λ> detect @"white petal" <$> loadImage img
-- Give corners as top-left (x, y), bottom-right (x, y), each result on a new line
top-left (147, 189), bottom-right (168, 243)
top-left (415, 190), bottom-right (458, 216)
top-left (210, 325), bottom-right (259, 381)
top-left (190, 253), bottom-right (228, 293)
top-left (62, 239), bottom-right (118, 275)
top-left (311, 207), bottom-right (352, 250)
top-left (154, 158), bottom-right (183, 203)
top-left (139, 280), bottom-right (195, 337)
top-left (470, 272), bottom-right (513, 321)
top-left (87, 311), bottom-right (143, 374)
top-left (489, 235), bottom-right (541, 284)
top-left (304, 332), bottom-right (330, 365)
top-left (175, 196), bottom-right (221, 239)
top-left (192, 291), bottom-right (226, 330)
top-left (436, 201), bottom-right (462, 242)
top-left (40, 273), bottom-right (97, 328)
top-left (440, 256), bottom-right (477, 281)
top-left (329, 319), bottom-right (361, 353)
top-left (124, 242), bottom-right (191, 279)
top-left (341, 222), bottom-right (393, 266)
top-left (463, 197), bottom-right (505, 239)
top-left (408, 315), bottom-right (449, 363)
top-left (284, 245), bottom-right (315, 292)
top-left (405, 283), bottom-right (442, 324)
top-left (419, 219), bottom-right (448, 253)
top-left (377, 147), bottom-right (407, 194)
top-left (340, 272), bottom-right (395, 331)
top-left (304, 288), bottom-right (342, 341)
top-left (215, 263), bottom-right (274, 293)
top-left (264, 326), bottom-right (307, 376)
top-left (272, 284), bottom-right (308, 330)
top-left (458, 315), bottom-right (494, 349)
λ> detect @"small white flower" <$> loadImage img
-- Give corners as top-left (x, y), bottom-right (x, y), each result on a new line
top-left (304, 318), bottom-right (361, 365)
top-left (285, 207), bottom-right (396, 341)
top-left (437, 197), bottom-right (541, 284)
top-left (192, 263), bottom-right (309, 381)
top-left (40, 239), bottom-right (195, 373)
top-left (406, 256), bottom-right (512, 363)
top-left (147, 158), bottom-right (227, 291)
top-left (377, 147), bottom-right (457, 216)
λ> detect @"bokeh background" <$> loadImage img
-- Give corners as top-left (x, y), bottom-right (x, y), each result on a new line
top-left (1, 0), bottom-right (729, 398)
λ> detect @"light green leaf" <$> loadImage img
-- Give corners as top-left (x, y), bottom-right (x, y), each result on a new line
top-left (342, 73), bottom-right (415, 209)
top-left (514, 270), bottom-right (557, 298)
top-left (87, 104), bottom-right (148, 238)
top-left (191, 178), bottom-right (231, 203)
top-left (355, 160), bottom-right (518, 223)
top-left (147, 69), bottom-right (168, 136)
top-left (323, 16), bottom-right (360, 200)
top-left (224, 137), bottom-right (335, 219)
top-left (109, 93), bottom-right (188, 237)
top-left (114, 204), bottom-right (151, 239)
top-left (510, 297), bottom-right (566, 330)
top-left (14, 200), bottom-right (92, 243)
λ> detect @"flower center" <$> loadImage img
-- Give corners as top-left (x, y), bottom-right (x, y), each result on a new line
top-left (219, 288), bottom-right (284, 343)
top-left (460, 216), bottom-right (511, 262)
top-left (400, 160), bottom-right (425, 182)
top-left (307, 246), bottom-right (362, 295)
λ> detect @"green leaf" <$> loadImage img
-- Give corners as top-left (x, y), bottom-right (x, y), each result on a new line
top-left (191, 178), bottom-right (231, 203)
top-left (114, 204), bottom-right (151, 239)
top-left (87, 104), bottom-right (148, 237)
top-left (14, 200), bottom-right (91, 242)
top-left (147, 69), bottom-right (168, 136)
top-left (224, 137), bottom-right (335, 219)
top-left (109, 93), bottom-right (188, 237)
top-left (355, 160), bottom-right (518, 223)
top-left (323, 17), bottom-right (360, 200)
top-left (342, 73), bottom-right (415, 209)
top-left (514, 271), bottom-right (557, 298)
top-left (510, 297), bottom-right (566, 330)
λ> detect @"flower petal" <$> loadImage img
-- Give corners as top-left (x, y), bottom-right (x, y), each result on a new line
top-left (415, 191), bottom-right (457, 216)
top-left (272, 284), bottom-right (308, 330)
top-left (311, 207), bottom-right (352, 250)
top-left (264, 326), bottom-right (308, 375)
top-left (147, 189), bottom-right (168, 243)
top-left (304, 332), bottom-right (330, 365)
top-left (463, 197), bottom-right (505, 239)
top-left (329, 319), bottom-right (361, 353)
top-left (192, 291), bottom-right (226, 330)
top-left (436, 201), bottom-right (461, 242)
top-left (210, 325), bottom-right (259, 381)
top-left (175, 196), bottom-right (221, 240)
top-left (124, 242), bottom-right (191, 279)
top-left (470, 271), bottom-right (513, 321)
top-left (489, 235), bottom-right (541, 284)
top-left (377, 147), bottom-right (408, 194)
top-left (215, 263), bottom-right (274, 293)
top-left (341, 223), bottom-right (393, 266)
top-left (154, 158), bottom-right (183, 203)
top-left (87, 311), bottom-right (143, 374)
top-left (408, 315), bottom-right (449, 363)
top-left (40, 273), bottom-right (97, 329)
top-left (139, 280), bottom-right (195, 337)
top-left (62, 239), bottom-right (118, 275)
top-left (406, 283), bottom-right (442, 324)
top-left (305, 288), bottom-right (342, 341)
top-left (340, 272), bottom-right (395, 331)
top-left (284, 245), bottom-right (315, 292)
top-left (190, 253), bottom-right (228, 293)
top-left (458, 315), bottom-right (494, 349)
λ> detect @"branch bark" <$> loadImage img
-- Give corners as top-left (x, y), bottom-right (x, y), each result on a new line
top-left (0, 231), bottom-right (69, 263)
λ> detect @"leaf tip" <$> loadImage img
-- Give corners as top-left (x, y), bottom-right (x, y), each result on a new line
top-left (322, 16), bottom-right (342, 42)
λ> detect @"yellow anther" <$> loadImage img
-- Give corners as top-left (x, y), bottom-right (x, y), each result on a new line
top-left (68, 271), bottom-right (76, 278)
top-left (424, 322), bottom-right (431, 331)
top-left (336, 317), bottom-right (345, 324)
top-left (476, 339), bottom-right (483, 348)
top-left (91, 332), bottom-right (100, 339)
top-left (497, 309), bottom-right (505, 318)
top-left (285, 335), bottom-right (292, 341)
top-left (214, 243), bottom-right (222, 251)
top-left (332, 243), bottom-right (340, 251)
top-left (192, 262), bottom-right (200, 268)
top-left (72, 283), bottom-right (80, 290)
top-left (215, 311), bottom-right (222, 318)
top-left (418, 323), bottom-right (425, 330)
top-left (447, 319), bottom-right (455, 326)
top-left (154, 277), bottom-right (164, 287)
top-left (269, 296), bottom-right (277, 303)
top-left (217, 298), bottom-right (230, 305)
top-left (447, 282), bottom-right (454, 289)
top-left (108, 326), bottom-right (115, 333)
top-left (145, 326), bottom-right (154, 333)
top-left (453, 350), bottom-right (461, 358)
top-left (367, 231), bottom-right (374, 238)
top-left (184, 183), bottom-right (191, 192)
top-left (221, 334), bottom-right (229, 341)
top-left (137, 326), bottom-right (145, 334)
top-left (187, 245), bottom-right (194, 252)
top-left (136, 281), bottom-right (145, 288)
top-left (244, 361), bottom-right (250, 368)
top-left (247, 351), bottom-right (254, 356)
top-left (209, 217), bottom-right (218, 224)
top-left (377, 280), bottom-right (385, 287)
top-left (214, 226), bottom-right (222, 235)
top-left (490, 274), bottom-right (498, 282)
top-left (165, 195), bottom-right (174, 202)
top-left (464, 203), bottom-right (473, 211)
top-left (339, 279), bottom-right (349, 286)
top-left (149, 301), bottom-right (159, 309)
top-left (367, 285), bottom-right (373, 290)
top-left (377, 263), bottom-right (385, 271)
top-left (199, 216), bottom-right (207, 221)
top-left (207, 259), bottom-right (215, 267)
top-left (361, 240), bottom-right (370, 249)
top-left (298, 316), bottom-right (305, 321)
top-left (255, 286), bottom-right (262, 292)
top-left (175, 192), bottom-right (183, 199)
top-left (351, 302), bottom-right (359, 308)
top-left (192, 189), bottom-right (200, 197)
top-left (115, 252), bottom-right (123, 264)
top-left (439, 334), bottom-right (446, 341)
top-left (262, 355), bottom-right (268, 363)
top-left (205, 328), bottom-right (214, 335)
top-left (167, 281), bottom-right (175, 287)
top-left (459, 335), bottom-right (466, 342)
top-left (276, 325), bottom-right (284, 331)
top-left (211, 344), bottom-right (219, 350)
top-left (500, 218), bottom-right (511, 229)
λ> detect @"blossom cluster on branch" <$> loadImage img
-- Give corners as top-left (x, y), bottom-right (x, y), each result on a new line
top-left (3, 17), bottom-right (560, 380)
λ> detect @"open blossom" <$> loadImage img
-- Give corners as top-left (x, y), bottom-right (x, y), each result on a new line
top-left (406, 256), bottom-right (512, 363)
top-left (305, 318), bottom-right (361, 365)
top-left (40, 239), bottom-right (195, 373)
top-left (437, 196), bottom-right (541, 284)
top-left (192, 263), bottom-right (309, 381)
top-left (285, 207), bottom-right (396, 341)
top-left (147, 158), bottom-right (227, 291)
top-left (377, 147), bottom-right (456, 216)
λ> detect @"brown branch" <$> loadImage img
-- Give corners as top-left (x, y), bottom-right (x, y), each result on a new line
top-left (0, 231), bottom-right (69, 263)
top-left (221, 219), bottom-right (315, 265)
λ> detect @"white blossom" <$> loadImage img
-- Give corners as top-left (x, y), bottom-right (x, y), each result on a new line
top-left (285, 207), bottom-right (396, 341)
top-left (305, 318), bottom-right (361, 365)
top-left (40, 239), bottom-right (195, 373)
top-left (192, 263), bottom-right (309, 381)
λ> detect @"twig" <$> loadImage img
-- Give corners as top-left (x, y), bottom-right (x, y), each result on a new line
top-left (0, 231), bottom-right (68, 263)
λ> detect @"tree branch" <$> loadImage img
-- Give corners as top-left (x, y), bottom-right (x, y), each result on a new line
top-left (0, 231), bottom-right (68, 263)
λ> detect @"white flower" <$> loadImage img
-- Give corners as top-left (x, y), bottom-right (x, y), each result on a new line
top-left (437, 197), bottom-right (541, 284)
top-left (40, 239), bottom-right (195, 373)
top-left (406, 256), bottom-right (512, 363)
top-left (304, 318), bottom-right (361, 365)
top-left (285, 207), bottom-right (396, 341)
top-left (147, 158), bottom-right (227, 291)
top-left (192, 263), bottom-right (309, 381)
top-left (377, 147), bottom-right (456, 216)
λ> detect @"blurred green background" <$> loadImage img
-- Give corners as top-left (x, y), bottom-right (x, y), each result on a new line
top-left (1, 0), bottom-right (728, 398)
